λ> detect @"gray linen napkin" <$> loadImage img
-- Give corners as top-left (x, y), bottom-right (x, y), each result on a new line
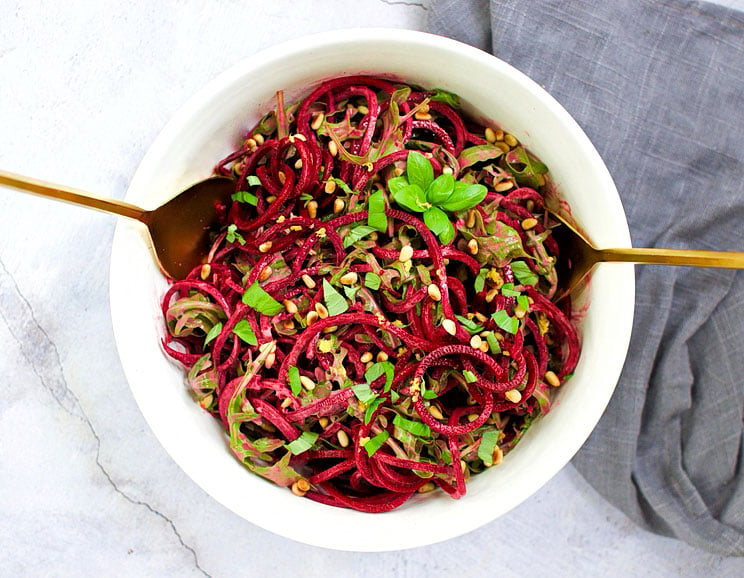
top-left (429, 0), bottom-right (744, 556)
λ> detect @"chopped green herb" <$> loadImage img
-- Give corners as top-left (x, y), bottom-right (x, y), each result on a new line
top-left (474, 268), bottom-right (488, 293)
top-left (322, 279), bottom-right (348, 316)
top-left (364, 397), bottom-right (384, 424)
top-left (245, 175), bottom-right (262, 187)
top-left (455, 314), bottom-right (483, 334)
top-left (421, 389), bottom-right (438, 400)
top-left (517, 295), bottom-right (530, 311)
top-left (231, 191), bottom-right (258, 205)
top-left (232, 319), bottom-right (258, 346)
top-left (285, 431), bottom-right (318, 455)
top-left (226, 224), bottom-right (246, 245)
top-left (351, 383), bottom-right (377, 404)
top-left (485, 332), bottom-right (502, 354)
top-left (429, 88), bottom-right (460, 107)
top-left (363, 430), bottom-right (389, 457)
top-left (477, 430), bottom-right (501, 466)
top-left (511, 260), bottom-right (538, 286)
top-left (288, 365), bottom-right (301, 396)
top-left (365, 361), bottom-right (394, 391)
top-left (463, 370), bottom-right (477, 383)
top-left (204, 322), bottom-right (222, 346)
top-left (342, 225), bottom-right (376, 248)
top-left (367, 189), bottom-right (388, 232)
top-left (364, 272), bottom-right (381, 290)
top-left (343, 285), bottom-right (360, 300)
top-left (242, 281), bottom-right (283, 315)
top-left (393, 415), bottom-right (431, 437)
top-left (491, 310), bottom-right (519, 334)
top-left (501, 283), bottom-right (520, 297)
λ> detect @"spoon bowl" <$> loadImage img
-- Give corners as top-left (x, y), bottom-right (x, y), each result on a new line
top-left (0, 169), bottom-right (235, 280)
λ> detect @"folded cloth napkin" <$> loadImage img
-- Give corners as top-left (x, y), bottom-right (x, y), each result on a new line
top-left (429, 0), bottom-right (744, 556)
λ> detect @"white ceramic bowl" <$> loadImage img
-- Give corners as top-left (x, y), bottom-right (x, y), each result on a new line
top-left (110, 29), bottom-right (634, 551)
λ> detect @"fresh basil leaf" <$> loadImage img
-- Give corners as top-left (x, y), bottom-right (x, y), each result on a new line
top-left (440, 182), bottom-right (487, 212)
top-left (392, 183), bottom-right (427, 213)
top-left (387, 175), bottom-right (409, 196)
top-left (352, 382), bottom-right (377, 404)
top-left (393, 414), bottom-right (431, 437)
top-left (511, 260), bottom-right (538, 286)
top-left (491, 310), bottom-right (519, 334)
top-left (332, 177), bottom-right (356, 195)
top-left (231, 191), bottom-right (258, 205)
top-left (477, 430), bottom-right (501, 466)
top-left (429, 89), bottom-right (460, 107)
top-left (322, 279), bottom-right (348, 316)
top-left (363, 430), bottom-right (389, 457)
top-left (364, 272), bottom-right (381, 290)
top-left (474, 268), bottom-right (488, 293)
top-left (364, 397), bottom-right (384, 425)
top-left (288, 365), bottom-right (302, 396)
top-left (365, 361), bottom-right (394, 391)
top-left (232, 319), bottom-right (258, 346)
top-left (204, 322), bottom-right (222, 346)
top-left (342, 225), bottom-right (376, 249)
top-left (425, 173), bottom-right (455, 204)
top-left (367, 190), bottom-right (388, 232)
top-left (463, 370), bottom-right (478, 384)
top-left (438, 219), bottom-right (456, 244)
top-left (285, 431), bottom-right (318, 455)
top-left (455, 314), bottom-right (483, 334)
top-left (406, 150), bottom-right (434, 191)
top-left (501, 283), bottom-right (520, 297)
top-left (242, 281), bottom-right (283, 315)
top-left (421, 389), bottom-right (438, 400)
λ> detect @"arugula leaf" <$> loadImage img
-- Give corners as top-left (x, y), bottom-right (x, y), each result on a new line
top-left (363, 430), bottom-right (389, 457)
top-left (477, 430), bottom-right (501, 466)
top-left (406, 150), bottom-right (434, 191)
top-left (204, 322), bottom-right (222, 346)
top-left (342, 225), bottom-right (376, 249)
top-left (365, 361), bottom-right (394, 391)
top-left (367, 189), bottom-right (388, 232)
top-left (510, 260), bottom-right (538, 286)
top-left (285, 431), bottom-right (318, 455)
top-left (491, 310), bottom-right (519, 334)
top-left (232, 319), bottom-right (258, 346)
top-left (288, 365), bottom-right (302, 396)
top-left (463, 370), bottom-right (478, 383)
top-left (364, 272), bottom-right (381, 290)
top-left (393, 414), bottom-right (431, 437)
top-left (474, 268), bottom-right (488, 293)
top-left (322, 279), bottom-right (348, 316)
top-left (242, 281), bottom-right (283, 315)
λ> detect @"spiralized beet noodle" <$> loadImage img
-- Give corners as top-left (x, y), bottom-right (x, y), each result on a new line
top-left (162, 76), bottom-right (580, 512)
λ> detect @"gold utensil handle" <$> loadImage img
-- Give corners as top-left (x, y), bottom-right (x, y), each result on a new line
top-left (0, 169), bottom-right (147, 222)
top-left (598, 247), bottom-right (744, 269)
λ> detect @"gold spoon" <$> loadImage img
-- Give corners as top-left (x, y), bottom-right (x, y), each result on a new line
top-left (549, 208), bottom-right (744, 301)
top-left (0, 169), bottom-right (235, 280)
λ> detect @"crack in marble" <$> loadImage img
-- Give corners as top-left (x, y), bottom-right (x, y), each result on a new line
top-left (0, 257), bottom-right (211, 578)
top-left (378, 0), bottom-right (429, 10)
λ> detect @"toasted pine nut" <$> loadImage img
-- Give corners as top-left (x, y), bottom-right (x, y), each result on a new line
top-left (277, 171), bottom-right (286, 185)
top-left (428, 405), bottom-right (444, 420)
top-left (315, 302), bottom-right (329, 319)
top-left (504, 133), bottom-right (518, 147)
top-left (265, 352), bottom-right (276, 369)
top-left (333, 198), bottom-right (345, 214)
top-left (328, 140), bottom-right (338, 157)
top-left (259, 241), bottom-right (273, 253)
top-left (470, 335), bottom-right (483, 350)
top-left (479, 341), bottom-right (489, 353)
top-left (324, 179), bottom-right (337, 194)
top-left (442, 319), bottom-right (457, 336)
top-left (485, 288), bottom-right (500, 303)
top-left (466, 209), bottom-right (477, 228)
top-left (337, 430), bottom-right (350, 447)
top-left (294, 158), bottom-right (303, 169)
top-left (357, 104), bottom-right (369, 115)
top-left (442, 165), bottom-right (453, 175)
top-left (427, 284), bottom-right (442, 302)
top-left (399, 245), bottom-right (414, 263)
top-left (299, 375), bottom-right (315, 391)
top-left (484, 127), bottom-right (497, 143)
top-left (302, 274), bottom-right (316, 289)
top-left (245, 138), bottom-right (257, 149)
top-left (467, 239), bottom-right (479, 255)
top-left (253, 133), bottom-right (264, 145)
top-left (360, 351), bottom-right (373, 364)
top-left (307, 200), bottom-right (318, 219)
top-left (467, 413), bottom-right (479, 422)
top-left (283, 299), bottom-right (298, 315)
top-left (305, 310), bottom-right (319, 326)
top-left (545, 370), bottom-right (561, 387)
top-left (494, 181), bottom-right (514, 192)
top-left (492, 446), bottom-right (504, 466)
top-left (281, 319), bottom-right (295, 331)
top-left (280, 397), bottom-right (293, 409)
top-left (311, 112), bottom-right (324, 130)
top-left (414, 111), bottom-right (432, 120)
top-left (339, 272), bottom-right (358, 285)
top-left (200, 264), bottom-right (211, 280)
top-left (522, 217), bottom-right (538, 230)
top-left (291, 479), bottom-right (309, 497)
top-left (418, 482), bottom-right (437, 493)
top-left (505, 389), bottom-right (522, 403)
top-left (319, 416), bottom-right (330, 428)
top-left (376, 351), bottom-right (389, 363)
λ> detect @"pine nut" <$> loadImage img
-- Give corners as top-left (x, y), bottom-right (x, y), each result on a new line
top-left (466, 209), bottom-right (477, 228)
top-left (467, 413), bottom-right (479, 422)
top-left (291, 479), bottom-right (310, 497)
top-left (302, 274), bottom-right (316, 289)
top-left (328, 140), bottom-right (338, 157)
top-left (360, 351), bottom-right (373, 364)
top-left (333, 198), bottom-right (345, 214)
top-left (339, 272), bottom-right (358, 285)
top-left (428, 405), bottom-right (444, 420)
top-left (315, 303), bottom-right (329, 319)
top-left (265, 352), bottom-right (276, 369)
top-left (479, 341), bottom-right (489, 353)
top-left (337, 430), bottom-right (350, 447)
top-left (200, 264), bottom-right (211, 280)
top-left (357, 104), bottom-right (369, 115)
top-left (294, 133), bottom-right (306, 142)
top-left (514, 305), bottom-right (527, 319)
top-left (277, 171), bottom-right (286, 185)
top-left (470, 335), bottom-right (483, 350)
top-left (280, 397), bottom-right (293, 409)
top-left (399, 245), bottom-right (414, 263)
top-left (281, 319), bottom-right (295, 331)
top-left (427, 284), bottom-right (442, 302)
top-left (484, 127), bottom-right (497, 143)
top-left (376, 351), bottom-right (389, 363)
top-left (299, 375), bottom-right (315, 391)
top-left (442, 319), bottom-right (457, 336)
top-left (253, 133), bottom-right (264, 145)
top-left (467, 239), bottom-right (479, 255)
top-left (494, 181), bottom-right (514, 192)
top-left (307, 200), bottom-right (318, 219)
top-left (259, 241), bottom-right (273, 253)
top-left (522, 217), bottom-right (538, 230)
top-left (311, 112), bottom-right (324, 130)
top-left (319, 416), bottom-right (330, 428)
top-left (294, 158), bottom-right (303, 169)
top-left (442, 165), bottom-right (453, 175)
top-left (545, 370), bottom-right (561, 387)
top-left (492, 446), bottom-right (503, 466)
top-left (505, 389), bottom-right (522, 403)
top-left (485, 288), bottom-right (500, 303)
top-left (414, 111), bottom-right (432, 120)
top-left (417, 482), bottom-right (437, 494)
top-left (283, 299), bottom-right (298, 315)
top-left (245, 138), bottom-right (257, 149)
top-left (504, 133), bottom-right (518, 147)
top-left (305, 310), bottom-right (319, 326)
top-left (324, 179), bottom-right (337, 194)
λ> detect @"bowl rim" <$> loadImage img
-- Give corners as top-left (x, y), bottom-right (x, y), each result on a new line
top-left (110, 27), bottom-right (635, 551)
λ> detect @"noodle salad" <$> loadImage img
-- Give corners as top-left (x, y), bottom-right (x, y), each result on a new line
top-left (162, 76), bottom-right (580, 512)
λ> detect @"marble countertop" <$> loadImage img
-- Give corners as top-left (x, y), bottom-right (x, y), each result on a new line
top-left (1, 1), bottom-right (742, 576)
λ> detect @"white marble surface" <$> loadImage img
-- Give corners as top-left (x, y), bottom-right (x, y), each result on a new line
top-left (1, 1), bottom-right (743, 576)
